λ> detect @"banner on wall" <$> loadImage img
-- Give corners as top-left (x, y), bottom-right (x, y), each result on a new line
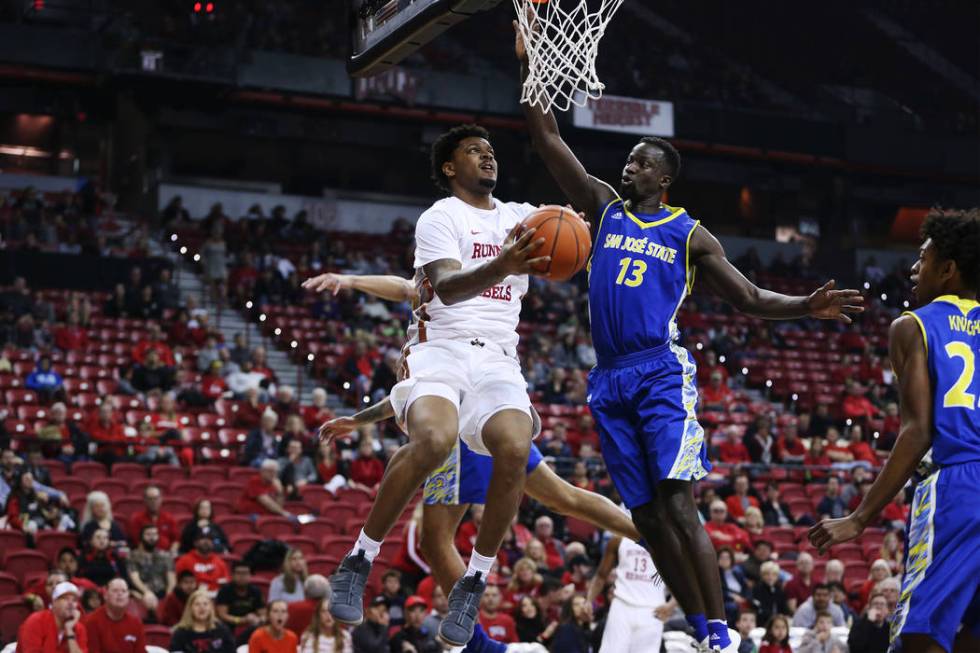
top-left (572, 94), bottom-right (674, 137)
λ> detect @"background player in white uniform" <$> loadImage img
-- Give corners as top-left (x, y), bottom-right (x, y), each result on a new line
top-left (589, 529), bottom-right (667, 653)
top-left (327, 124), bottom-right (551, 649)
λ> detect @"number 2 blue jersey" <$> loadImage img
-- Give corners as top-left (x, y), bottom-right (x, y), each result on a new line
top-left (587, 199), bottom-right (699, 363)
top-left (905, 295), bottom-right (980, 466)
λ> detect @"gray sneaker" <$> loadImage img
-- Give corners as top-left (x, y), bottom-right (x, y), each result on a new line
top-left (438, 572), bottom-right (487, 647)
top-left (328, 551), bottom-right (372, 626)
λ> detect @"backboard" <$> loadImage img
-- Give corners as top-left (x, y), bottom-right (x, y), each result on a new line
top-left (349, 0), bottom-right (505, 77)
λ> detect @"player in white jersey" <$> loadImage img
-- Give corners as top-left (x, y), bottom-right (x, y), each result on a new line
top-left (326, 124), bottom-right (551, 649)
top-left (588, 533), bottom-right (667, 653)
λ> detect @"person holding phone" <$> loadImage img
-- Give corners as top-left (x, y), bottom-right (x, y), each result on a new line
top-left (16, 581), bottom-right (89, 653)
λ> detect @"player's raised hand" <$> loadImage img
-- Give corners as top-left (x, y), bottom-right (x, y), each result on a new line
top-left (302, 272), bottom-right (350, 295)
top-left (807, 515), bottom-right (864, 555)
top-left (318, 415), bottom-right (359, 444)
top-left (806, 280), bottom-right (865, 323)
top-left (494, 222), bottom-right (550, 276)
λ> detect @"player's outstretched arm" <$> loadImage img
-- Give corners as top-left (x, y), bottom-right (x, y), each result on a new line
top-left (691, 226), bottom-right (865, 322)
top-left (318, 397), bottom-right (395, 443)
top-left (586, 536), bottom-right (620, 605)
top-left (302, 273), bottom-right (416, 303)
top-left (809, 315), bottom-right (932, 553)
top-left (514, 22), bottom-right (615, 225)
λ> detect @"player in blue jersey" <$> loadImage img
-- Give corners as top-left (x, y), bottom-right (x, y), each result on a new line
top-left (811, 209), bottom-right (980, 653)
top-left (515, 27), bottom-right (864, 653)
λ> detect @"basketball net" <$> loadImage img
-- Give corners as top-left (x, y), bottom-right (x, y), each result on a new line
top-left (513, 0), bottom-right (625, 113)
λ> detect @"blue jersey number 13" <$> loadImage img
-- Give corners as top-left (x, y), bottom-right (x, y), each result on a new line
top-left (616, 257), bottom-right (647, 288)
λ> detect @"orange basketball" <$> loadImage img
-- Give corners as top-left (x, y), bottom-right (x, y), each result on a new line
top-left (521, 205), bottom-right (592, 281)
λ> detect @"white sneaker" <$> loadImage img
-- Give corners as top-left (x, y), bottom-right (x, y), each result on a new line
top-left (701, 628), bottom-right (742, 653)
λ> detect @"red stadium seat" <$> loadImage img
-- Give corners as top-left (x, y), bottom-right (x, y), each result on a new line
top-left (0, 598), bottom-right (31, 642)
top-left (299, 485), bottom-right (332, 507)
top-left (144, 624), bottom-right (173, 648)
top-left (171, 482), bottom-right (209, 503)
top-left (35, 532), bottom-right (80, 563)
top-left (0, 530), bottom-right (27, 551)
top-left (322, 501), bottom-right (359, 526)
top-left (320, 536), bottom-right (354, 560)
top-left (16, 405), bottom-right (48, 421)
top-left (215, 516), bottom-right (255, 538)
top-left (71, 461), bottom-right (107, 479)
top-left (299, 519), bottom-right (340, 540)
top-left (230, 534), bottom-right (264, 556)
top-left (197, 413), bottom-right (228, 428)
top-left (5, 389), bottom-right (38, 406)
top-left (0, 374), bottom-right (22, 389)
top-left (256, 516), bottom-right (297, 538)
top-left (94, 479), bottom-right (129, 497)
top-left (280, 535), bottom-right (318, 556)
top-left (110, 462), bottom-right (147, 482)
top-left (57, 478), bottom-right (91, 499)
top-left (113, 498), bottom-right (145, 520)
top-left (227, 467), bottom-right (256, 484)
top-left (306, 555), bottom-right (340, 576)
top-left (151, 465), bottom-right (187, 484)
top-left (3, 550), bottom-right (50, 584)
top-left (0, 572), bottom-right (19, 597)
top-left (379, 538), bottom-right (403, 563)
top-left (252, 577), bottom-right (271, 600)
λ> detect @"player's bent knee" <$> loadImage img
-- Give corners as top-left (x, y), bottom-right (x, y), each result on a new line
top-left (409, 424), bottom-right (456, 460)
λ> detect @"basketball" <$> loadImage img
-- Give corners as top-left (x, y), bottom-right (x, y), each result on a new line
top-left (522, 205), bottom-right (592, 281)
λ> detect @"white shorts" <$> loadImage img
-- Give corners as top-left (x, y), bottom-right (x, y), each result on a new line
top-left (598, 599), bottom-right (664, 653)
top-left (389, 338), bottom-right (539, 455)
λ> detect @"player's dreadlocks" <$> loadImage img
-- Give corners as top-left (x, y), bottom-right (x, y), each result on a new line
top-left (639, 136), bottom-right (682, 180)
top-left (430, 124), bottom-right (491, 194)
top-left (922, 208), bottom-right (980, 291)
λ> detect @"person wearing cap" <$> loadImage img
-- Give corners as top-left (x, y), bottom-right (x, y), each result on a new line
top-left (16, 581), bottom-right (88, 653)
top-left (285, 574), bottom-right (330, 635)
top-left (82, 578), bottom-right (146, 653)
top-left (389, 594), bottom-right (440, 653)
top-left (351, 596), bottom-right (390, 653)
top-left (175, 527), bottom-right (230, 591)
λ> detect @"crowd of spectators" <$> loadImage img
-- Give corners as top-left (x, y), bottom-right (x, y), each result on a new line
top-left (0, 184), bottom-right (924, 653)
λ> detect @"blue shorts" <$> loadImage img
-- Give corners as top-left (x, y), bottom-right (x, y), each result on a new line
top-left (891, 463), bottom-right (980, 652)
top-left (423, 440), bottom-right (544, 506)
top-left (587, 343), bottom-right (710, 510)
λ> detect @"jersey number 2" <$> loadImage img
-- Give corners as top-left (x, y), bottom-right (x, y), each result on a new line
top-left (616, 257), bottom-right (647, 288)
top-left (942, 341), bottom-right (978, 409)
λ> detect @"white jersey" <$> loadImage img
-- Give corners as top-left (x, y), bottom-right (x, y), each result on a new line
top-left (612, 538), bottom-right (665, 608)
top-left (412, 195), bottom-right (534, 351)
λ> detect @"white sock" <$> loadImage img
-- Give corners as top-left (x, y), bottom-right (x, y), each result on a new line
top-left (464, 550), bottom-right (496, 578)
top-left (350, 529), bottom-right (382, 563)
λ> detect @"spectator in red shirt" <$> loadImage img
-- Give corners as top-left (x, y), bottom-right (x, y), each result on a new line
top-left (235, 387), bottom-right (266, 429)
top-left (846, 425), bottom-right (878, 465)
top-left (158, 571), bottom-right (198, 627)
top-left (705, 500), bottom-right (752, 553)
top-left (85, 404), bottom-right (126, 463)
top-left (697, 349), bottom-right (729, 387)
top-left (54, 313), bottom-right (89, 352)
top-left (82, 578), bottom-right (145, 653)
top-left (700, 370), bottom-right (733, 410)
top-left (782, 552), bottom-right (815, 613)
top-left (560, 556), bottom-right (593, 595)
top-left (775, 422), bottom-right (806, 464)
top-left (824, 427), bottom-right (855, 465)
top-left (128, 485), bottom-right (178, 553)
top-left (842, 379), bottom-right (879, 423)
top-left (236, 459), bottom-right (294, 519)
top-left (724, 473), bottom-right (760, 523)
top-left (200, 360), bottom-right (229, 401)
top-left (533, 516), bottom-right (566, 570)
top-left (301, 388), bottom-right (334, 431)
top-left (881, 492), bottom-right (910, 531)
top-left (454, 504), bottom-right (483, 558)
top-left (479, 585), bottom-right (518, 644)
top-left (348, 437), bottom-right (384, 492)
top-left (131, 323), bottom-right (175, 367)
top-left (175, 529), bottom-right (230, 591)
top-left (16, 581), bottom-right (88, 653)
top-left (565, 413), bottom-right (599, 457)
top-left (503, 559), bottom-right (542, 615)
top-left (717, 426), bottom-right (751, 464)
